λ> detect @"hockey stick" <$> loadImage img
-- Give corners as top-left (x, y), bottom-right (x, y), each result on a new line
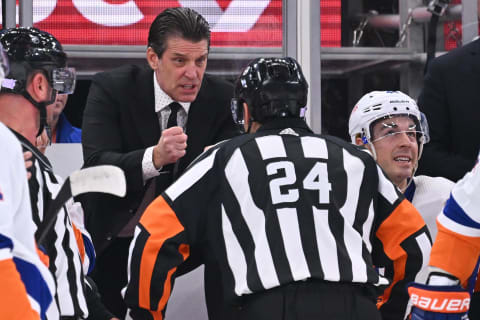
top-left (36, 165), bottom-right (127, 245)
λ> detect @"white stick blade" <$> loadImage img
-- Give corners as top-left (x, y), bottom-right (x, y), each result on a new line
top-left (70, 165), bottom-right (126, 198)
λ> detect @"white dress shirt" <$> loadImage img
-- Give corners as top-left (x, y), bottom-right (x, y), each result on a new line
top-left (141, 73), bottom-right (191, 182)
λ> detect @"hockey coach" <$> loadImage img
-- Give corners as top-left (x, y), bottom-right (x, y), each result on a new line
top-left (123, 57), bottom-right (430, 320)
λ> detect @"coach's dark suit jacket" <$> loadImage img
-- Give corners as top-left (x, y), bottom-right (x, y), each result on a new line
top-left (417, 38), bottom-right (480, 182)
top-left (81, 64), bottom-right (238, 254)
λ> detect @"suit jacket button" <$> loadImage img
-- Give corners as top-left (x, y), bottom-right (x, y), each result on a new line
top-left (129, 209), bottom-right (135, 214)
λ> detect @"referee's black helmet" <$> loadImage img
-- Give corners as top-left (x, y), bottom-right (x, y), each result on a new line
top-left (0, 27), bottom-right (75, 136)
top-left (0, 27), bottom-right (75, 97)
top-left (231, 57), bottom-right (308, 125)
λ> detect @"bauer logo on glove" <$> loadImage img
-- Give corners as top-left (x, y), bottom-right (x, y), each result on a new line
top-left (407, 282), bottom-right (470, 319)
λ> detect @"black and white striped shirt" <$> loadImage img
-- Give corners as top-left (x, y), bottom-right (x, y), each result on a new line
top-left (125, 118), bottom-right (431, 320)
top-left (15, 131), bottom-right (88, 319)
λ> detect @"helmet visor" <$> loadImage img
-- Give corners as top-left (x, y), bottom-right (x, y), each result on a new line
top-left (52, 67), bottom-right (76, 94)
top-left (419, 112), bottom-right (430, 144)
top-left (370, 114), bottom-right (425, 145)
top-left (371, 129), bottom-right (424, 144)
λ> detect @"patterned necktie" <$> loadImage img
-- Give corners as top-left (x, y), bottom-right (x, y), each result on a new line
top-left (167, 102), bottom-right (181, 128)
top-left (164, 102), bottom-right (182, 180)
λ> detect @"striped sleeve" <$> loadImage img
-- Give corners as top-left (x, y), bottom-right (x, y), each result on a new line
top-left (125, 196), bottom-right (189, 319)
top-left (124, 148), bottom-right (219, 318)
top-left (35, 167), bottom-right (88, 317)
top-left (374, 167), bottom-right (431, 320)
top-left (430, 161), bottom-right (480, 286)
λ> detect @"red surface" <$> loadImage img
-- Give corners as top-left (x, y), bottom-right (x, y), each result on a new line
top-left (443, 0), bottom-right (480, 50)
top-left (3, 0), bottom-right (342, 48)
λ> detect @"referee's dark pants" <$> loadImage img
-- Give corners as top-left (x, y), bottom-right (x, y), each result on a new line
top-left (469, 291), bottom-right (480, 319)
top-left (90, 237), bottom-right (132, 319)
top-left (232, 280), bottom-right (381, 320)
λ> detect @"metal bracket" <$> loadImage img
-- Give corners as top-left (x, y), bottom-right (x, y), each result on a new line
top-left (427, 0), bottom-right (450, 17)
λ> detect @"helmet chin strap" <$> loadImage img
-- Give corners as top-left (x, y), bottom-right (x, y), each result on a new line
top-left (246, 119), bottom-right (253, 133)
top-left (21, 90), bottom-right (47, 137)
top-left (361, 134), bottom-right (378, 161)
top-left (404, 142), bottom-right (423, 192)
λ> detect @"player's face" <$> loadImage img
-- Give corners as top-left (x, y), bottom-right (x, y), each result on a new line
top-left (150, 36), bottom-right (208, 103)
top-left (370, 116), bottom-right (419, 191)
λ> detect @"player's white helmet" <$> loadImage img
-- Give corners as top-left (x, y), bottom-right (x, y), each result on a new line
top-left (348, 90), bottom-right (430, 160)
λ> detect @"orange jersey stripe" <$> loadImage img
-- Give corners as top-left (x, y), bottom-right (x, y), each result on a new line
top-left (35, 244), bottom-right (49, 268)
top-left (430, 223), bottom-right (480, 286)
top-left (376, 199), bottom-right (426, 305)
top-left (377, 199), bottom-right (426, 254)
top-left (72, 223), bottom-right (85, 264)
top-left (0, 259), bottom-right (40, 319)
top-left (147, 307), bottom-right (165, 320)
top-left (152, 246), bottom-right (189, 320)
top-left (376, 248), bottom-right (407, 308)
top-left (138, 196), bottom-right (190, 312)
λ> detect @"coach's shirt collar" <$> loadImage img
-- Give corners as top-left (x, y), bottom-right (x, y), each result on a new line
top-left (153, 73), bottom-right (190, 114)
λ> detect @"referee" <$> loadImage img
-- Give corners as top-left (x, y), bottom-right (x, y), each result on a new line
top-left (124, 57), bottom-right (430, 320)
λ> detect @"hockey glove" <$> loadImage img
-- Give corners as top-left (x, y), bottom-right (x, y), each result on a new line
top-left (407, 282), bottom-right (470, 320)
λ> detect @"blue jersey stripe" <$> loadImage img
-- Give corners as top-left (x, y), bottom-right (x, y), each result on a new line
top-left (443, 195), bottom-right (480, 229)
top-left (82, 234), bottom-right (96, 274)
top-left (0, 234), bottom-right (13, 250)
top-left (13, 257), bottom-right (53, 320)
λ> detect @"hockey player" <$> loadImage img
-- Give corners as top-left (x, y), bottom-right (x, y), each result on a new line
top-left (405, 154), bottom-right (480, 319)
top-left (0, 27), bottom-right (89, 319)
top-left (124, 57), bottom-right (430, 320)
top-left (348, 91), bottom-right (455, 318)
top-left (0, 116), bottom-right (59, 319)
top-left (0, 44), bottom-right (58, 319)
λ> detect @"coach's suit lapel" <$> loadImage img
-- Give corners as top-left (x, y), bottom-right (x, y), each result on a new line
top-left (131, 67), bottom-right (161, 147)
top-left (469, 38), bottom-right (480, 73)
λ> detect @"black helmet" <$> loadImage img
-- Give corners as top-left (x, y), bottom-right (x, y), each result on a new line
top-left (0, 27), bottom-right (76, 136)
top-left (0, 27), bottom-right (75, 96)
top-left (231, 57), bottom-right (308, 127)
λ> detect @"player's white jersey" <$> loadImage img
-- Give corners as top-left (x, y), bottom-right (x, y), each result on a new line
top-left (430, 152), bottom-right (480, 286)
top-left (410, 175), bottom-right (454, 241)
top-left (0, 122), bottom-right (59, 319)
top-left (400, 174), bottom-right (455, 319)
